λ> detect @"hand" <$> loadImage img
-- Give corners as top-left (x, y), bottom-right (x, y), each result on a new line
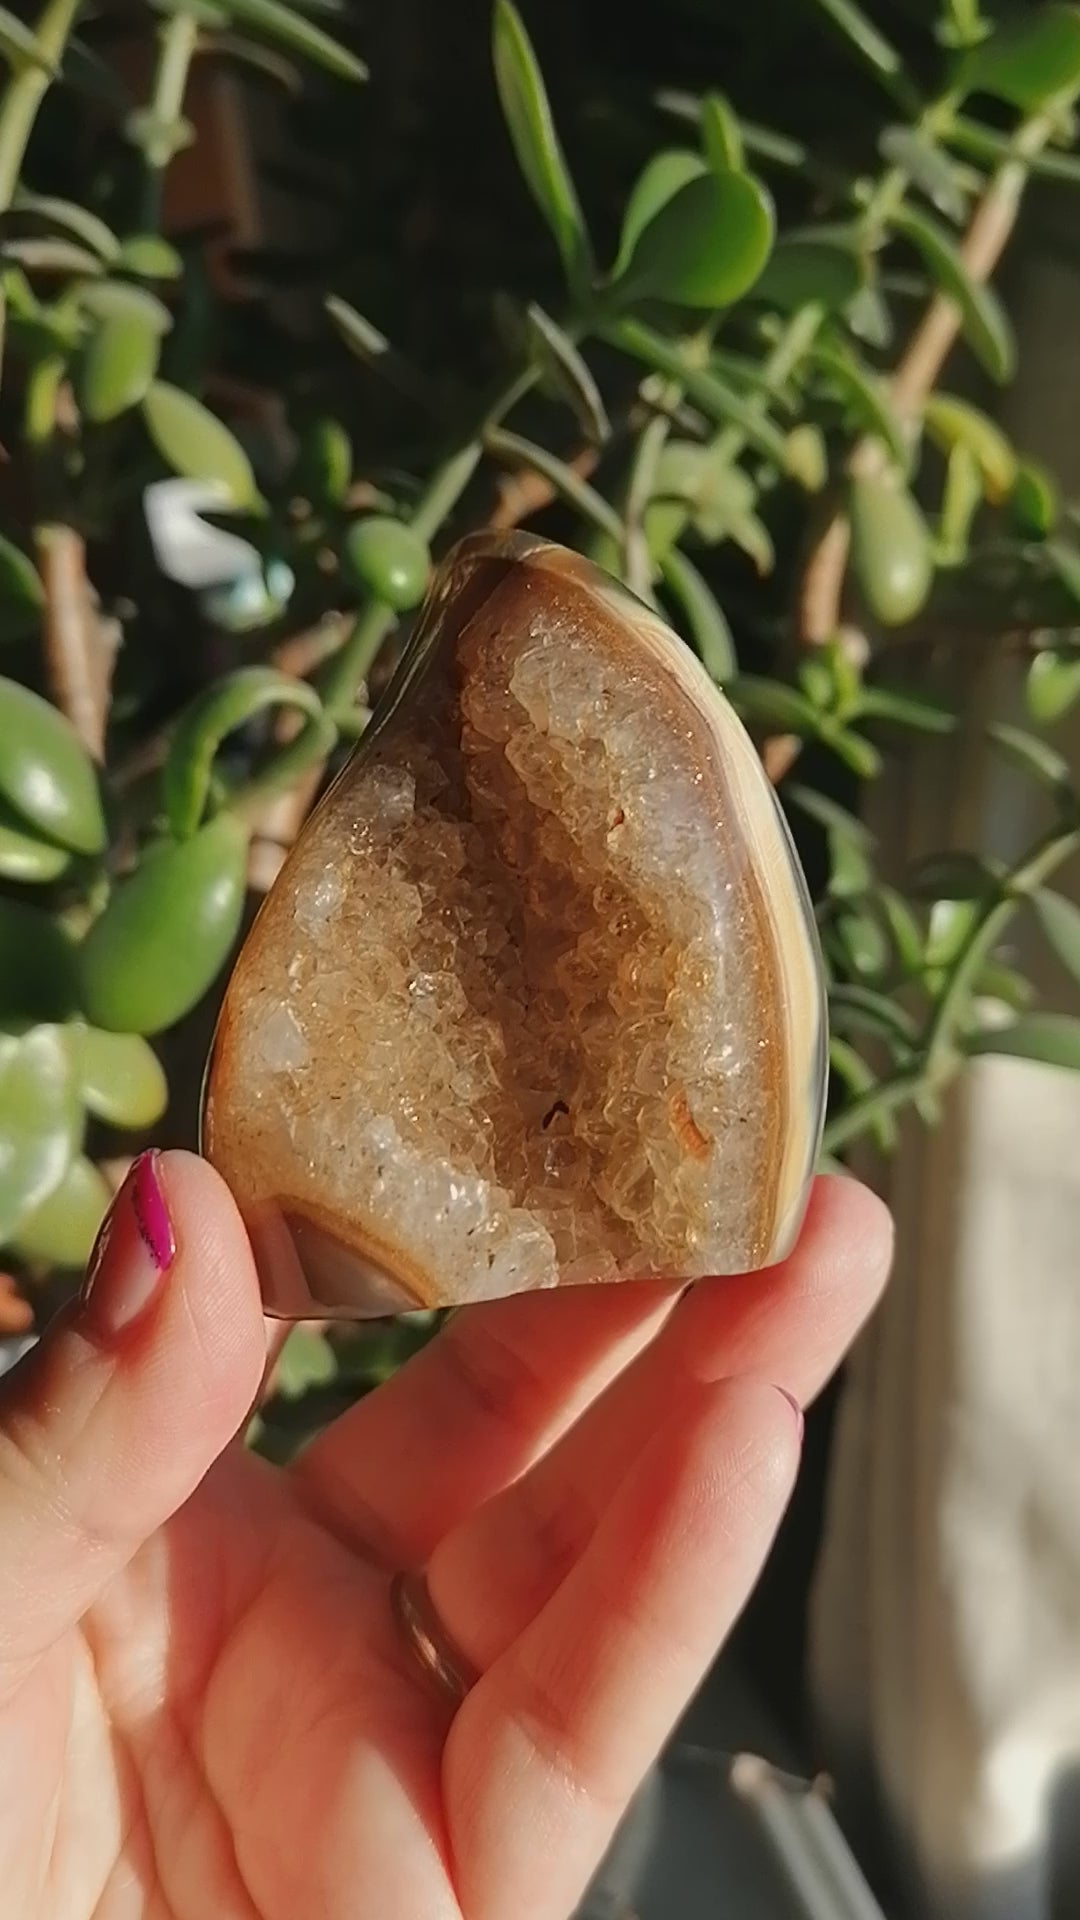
top-left (0, 1151), bottom-right (890, 1920)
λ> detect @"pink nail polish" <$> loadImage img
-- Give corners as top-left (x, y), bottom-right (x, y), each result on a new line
top-left (773, 1385), bottom-right (804, 1444)
top-left (80, 1151), bottom-right (176, 1342)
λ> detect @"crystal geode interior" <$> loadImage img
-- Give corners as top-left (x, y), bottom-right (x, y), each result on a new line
top-left (202, 532), bottom-right (826, 1317)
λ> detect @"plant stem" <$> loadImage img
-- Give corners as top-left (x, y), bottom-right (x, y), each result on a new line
top-left (797, 106), bottom-right (1058, 648)
top-left (921, 819), bottom-right (1080, 1074)
top-left (823, 817), bottom-right (1080, 1154)
top-left (140, 10), bottom-right (199, 231)
top-left (0, 0), bottom-right (81, 210)
top-left (318, 370), bottom-right (539, 715)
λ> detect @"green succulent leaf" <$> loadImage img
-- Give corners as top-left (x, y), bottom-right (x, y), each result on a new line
top-left (117, 233), bottom-right (184, 279)
top-left (142, 381), bottom-right (261, 510)
top-left (164, 667), bottom-right (331, 839)
top-left (11, 191), bottom-right (119, 260)
top-left (524, 303), bottom-right (609, 442)
top-left (72, 1025), bottom-right (169, 1129)
top-left (0, 532), bottom-right (45, 641)
top-left (343, 517), bottom-right (431, 612)
top-left (891, 205), bottom-right (1015, 383)
top-left (849, 472), bottom-right (934, 626)
top-left (218, 0), bottom-right (367, 80)
top-left (12, 1152), bottom-right (110, 1269)
top-left (857, 685), bottom-right (956, 732)
top-left (611, 167), bottom-right (774, 309)
top-left (1011, 459), bottom-right (1058, 537)
top-left (0, 676), bottom-right (105, 854)
top-left (923, 392), bottom-right (1015, 500)
top-left (829, 981), bottom-right (919, 1045)
top-left (0, 237), bottom-right (103, 276)
top-left (659, 546), bottom-right (737, 682)
top-left (730, 676), bottom-right (818, 731)
top-left (613, 150), bottom-right (706, 276)
top-left (1032, 888), bottom-right (1080, 985)
top-left (0, 1024), bottom-right (81, 1245)
top-left (753, 227), bottom-right (866, 311)
top-left (607, 318), bottom-right (790, 466)
top-left (295, 416), bottom-right (352, 506)
top-left (988, 720), bottom-right (1073, 793)
top-left (701, 92), bottom-right (743, 173)
top-left (878, 126), bottom-right (968, 221)
top-left (958, 4), bottom-right (1080, 110)
top-left (492, 0), bottom-right (592, 289)
top-left (0, 797), bottom-right (71, 883)
top-left (937, 442), bottom-right (983, 564)
top-left (807, 0), bottom-right (908, 90)
top-left (911, 850), bottom-right (1000, 900)
top-left (78, 304), bottom-right (164, 422)
top-left (274, 1327), bottom-right (339, 1399)
top-left (1026, 649), bottom-right (1080, 724)
top-left (77, 814), bottom-right (249, 1036)
top-left (813, 343), bottom-right (909, 468)
top-left (968, 1012), bottom-right (1080, 1070)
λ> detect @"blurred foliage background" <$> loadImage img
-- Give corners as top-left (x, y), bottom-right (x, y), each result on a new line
top-left (2, 0), bottom-right (1080, 1743)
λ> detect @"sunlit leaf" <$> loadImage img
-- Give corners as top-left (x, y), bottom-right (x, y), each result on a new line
top-left (525, 302), bottom-right (609, 441)
top-left (0, 1024), bottom-right (80, 1244)
top-left (614, 150), bottom-right (706, 276)
top-left (1033, 887), bottom-right (1080, 985)
top-left (11, 191), bottom-right (119, 260)
top-left (849, 472), bottom-right (934, 625)
top-left (959, 4), bottom-right (1080, 111)
top-left (988, 720), bottom-right (1072, 793)
top-left (1011, 459), bottom-right (1057, 537)
top-left (612, 168), bottom-right (774, 308)
top-left (937, 442), bottom-right (982, 564)
top-left (493, 0), bottom-right (591, 288)
top-left (1026, 649), bottom-right (1080, 724)
top-left (891, 205), bottom-right (1015, 382)
top-left (660, 546), bottom-right (737, 681)
top-left (219, 0), bottom-right (366, 80)
top-left (857, 685), bottom-right (956, 732)
top-left (142, 381), bottom-right (262, 511)
top-left (813, 342), bottom-right (909, 467)
top-left (701, 92), bottom-right (743, 173)
top-left (924, 392), bottom-right (1015, 500)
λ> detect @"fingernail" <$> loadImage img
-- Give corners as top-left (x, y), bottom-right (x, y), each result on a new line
top-left (79, 1151), bottom-right (176, 1342)
top-left (773, 1385), bottom-right (804, 1444)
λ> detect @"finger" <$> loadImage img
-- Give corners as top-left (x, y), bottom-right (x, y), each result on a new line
top-left (444, 1377), bottom-right (801, 1920)
top-left (293, 1276), bottom-right (679, 1568)
top-left (429, 1173), bottom-right (890, 1671)
top-left (0, 1150), bottom-right (265, 1693)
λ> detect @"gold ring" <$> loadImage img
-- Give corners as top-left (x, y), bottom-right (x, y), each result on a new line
top-left (389, 1568), bottom-right (478, 1708)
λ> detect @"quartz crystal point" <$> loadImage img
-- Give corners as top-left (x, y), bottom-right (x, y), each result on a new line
top-left (202, 532), bottom-right (827, 1318)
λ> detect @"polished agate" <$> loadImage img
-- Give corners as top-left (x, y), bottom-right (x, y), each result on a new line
top-left (202, 532), bottom-right (826, 1317)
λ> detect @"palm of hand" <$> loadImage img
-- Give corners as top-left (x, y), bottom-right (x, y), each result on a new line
top-left (0, 1156), bottom-right (889, 1920)
top-left (18, 1455), bottom-right (458, 1920)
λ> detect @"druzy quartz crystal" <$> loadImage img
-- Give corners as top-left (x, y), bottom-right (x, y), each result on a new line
top-left (202, 532), bottom-right (827, 1318)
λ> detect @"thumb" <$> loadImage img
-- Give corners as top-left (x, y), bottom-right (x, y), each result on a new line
top-left (0, 1149), bottom-right (265, 1694)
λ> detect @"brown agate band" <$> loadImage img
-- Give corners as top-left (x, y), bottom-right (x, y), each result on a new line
top-left (390, 1568), bottom-right (478, 1708)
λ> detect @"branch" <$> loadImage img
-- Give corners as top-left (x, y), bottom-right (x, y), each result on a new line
top-left (36, 523), bottom-right (116, 761)
top-left (795, 117), bottom-right (1052, 652)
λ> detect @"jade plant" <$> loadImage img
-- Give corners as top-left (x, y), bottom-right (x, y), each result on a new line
top-left (1, 0), bottom-right (1079, 1391)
